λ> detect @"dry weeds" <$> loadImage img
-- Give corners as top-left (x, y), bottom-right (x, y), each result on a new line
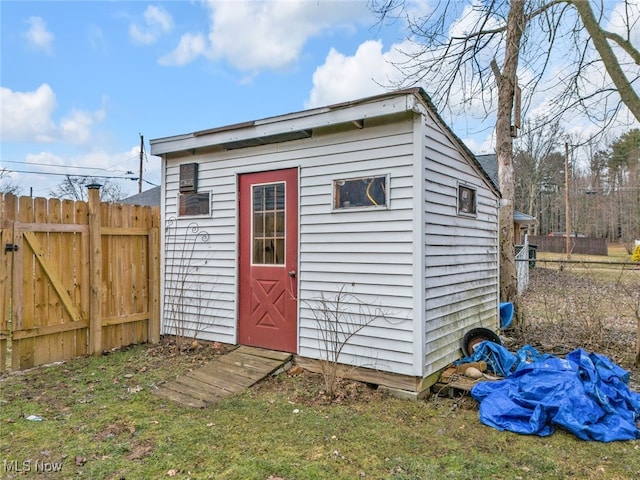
top-left (511, 266), bottom-right (639, 390)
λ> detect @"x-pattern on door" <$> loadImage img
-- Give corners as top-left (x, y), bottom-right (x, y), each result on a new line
top-left (238, 168), bottom-right (298, 353)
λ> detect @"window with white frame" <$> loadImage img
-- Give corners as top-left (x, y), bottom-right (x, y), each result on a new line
top-left (458, 184), bottom-right (477, 216)
top-left (178, 192), bottom-right (211, 216)
top-left (333, 175), bottom-right (388, 210)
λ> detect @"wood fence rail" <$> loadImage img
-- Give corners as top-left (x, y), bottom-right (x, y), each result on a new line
top-left (526, 235), bottom-right (608, 256)
top-left (0, 191), bottom-right (160, 371)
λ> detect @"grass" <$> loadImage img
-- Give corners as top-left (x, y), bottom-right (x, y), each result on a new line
top-left (1, 342), bottom-right (639, 479)
top-left (533, 243), bottom-right (638, 281)
top-left (1, 245), bottom-right (640, 479)
top-left (0, 345), bottom-right (640, 480)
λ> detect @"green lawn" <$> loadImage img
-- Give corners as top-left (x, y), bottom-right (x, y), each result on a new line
top-left (1, 341), bottom-right (639, 480)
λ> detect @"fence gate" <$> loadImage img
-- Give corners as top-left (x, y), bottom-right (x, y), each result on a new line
top-left (0, 195), bottom-right (14, 371)
top-left (0, 193), bottom-right (160, 372)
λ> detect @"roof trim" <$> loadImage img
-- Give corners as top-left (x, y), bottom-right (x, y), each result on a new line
top-left (149, 87), bottom-right (499, 196)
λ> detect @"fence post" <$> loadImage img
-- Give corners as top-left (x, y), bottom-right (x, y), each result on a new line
top-left (88, 184), bottom-right (102, 355)
top-left (148, 225), bottom-right (160, 343)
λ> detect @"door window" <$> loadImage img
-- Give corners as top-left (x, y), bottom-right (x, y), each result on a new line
top-left (252, 182), bottom-right (285, 265)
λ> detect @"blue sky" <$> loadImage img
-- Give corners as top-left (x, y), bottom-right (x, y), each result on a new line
top-left (2, 0), bottom-right (639, 198)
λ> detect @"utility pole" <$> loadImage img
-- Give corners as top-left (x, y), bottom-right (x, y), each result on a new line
top-left (138, 134), bottom-right (144, 194)
top-left (565, 142), bottom-right (571, 259)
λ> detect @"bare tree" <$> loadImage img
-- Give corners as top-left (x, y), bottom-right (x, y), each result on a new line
top-left (0, 169), bottom-right (21, 195)
top-left (371, 0), bottom-right (640, 317)
top-left (49, 175), bottom-right (124, 202)
top-left (513, 119), bottom-right (565, 234)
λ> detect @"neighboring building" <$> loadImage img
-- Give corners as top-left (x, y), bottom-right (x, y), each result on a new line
top-left (150, 88), bottom-right (501, 396)
top-left (121, 186), bottom-right (161, 207)
top-left (476, 154), bottom-right (536, 244)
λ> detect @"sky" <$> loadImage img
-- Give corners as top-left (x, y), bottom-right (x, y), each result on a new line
top-left (1, 0), bottom-right (639, 199)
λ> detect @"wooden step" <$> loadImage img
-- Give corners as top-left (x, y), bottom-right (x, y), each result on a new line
top-left (152, 346), bottom-right (292, 407)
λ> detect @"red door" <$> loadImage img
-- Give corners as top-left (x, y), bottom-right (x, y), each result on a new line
top-left (238, 168), bottom-right (298, 352)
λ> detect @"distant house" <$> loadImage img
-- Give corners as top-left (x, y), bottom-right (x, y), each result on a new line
top-left (150, 88), bottom-right (501, 396)
top-left (476, 154), bottom-right (536, 244)
top-left (121, 186), bottom-right (161, 207)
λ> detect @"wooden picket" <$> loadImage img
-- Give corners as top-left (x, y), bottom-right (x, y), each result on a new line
top-left (0, 193), bottom-right (160, 371)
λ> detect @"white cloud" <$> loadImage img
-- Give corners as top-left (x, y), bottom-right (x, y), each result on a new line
top-left (305, 36), bottom-right (502, 150)
top-left (1, 84), bottom-right (57, 142)
top-left (0, 84), bottom-right (105, 145)
top-left (159, 33), bottom-right (207, 66)
top-left (59, 110), bottom-right (98, 144)
top-left (160, 0), bottom-right (371, 71)
top-left (130, 5), bottom-right (173, 45)
top-left (305, 40), bottom-right (402, 108)
top-left (25, 16), bottom-right (54, 54)
top-left (88, 24), bottom-right (108, 53)
top-left (12, 146), bottom-right (161, 198)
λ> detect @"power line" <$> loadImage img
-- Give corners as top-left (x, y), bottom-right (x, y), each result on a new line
top-left (0, 159), bottom-right (129, 173)
top-left (4, 168), bottom-right (160, 187)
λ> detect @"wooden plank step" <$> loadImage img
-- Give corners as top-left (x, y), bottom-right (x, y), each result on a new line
top-left (217, 351), bottom-right (285, 373)
top-left (173, 375), bottom-right (228, 399)
top-left (153, 346), bottom-right (293, 407)
top-left (236, 346), bottom-right (293, 362)
top-left (188, 368), bottom-right (253, 392)
top-left (222, 350), bottom-right (287, 366)
top-left (196, 362), bottom-right (264, 387)
top-left (202, 358), bottom-right (266, 381)
top-left (152, 385), bottom-right (208, 408)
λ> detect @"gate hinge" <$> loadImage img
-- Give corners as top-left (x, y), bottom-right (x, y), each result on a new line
top-left (4, 243), bottom-right (18, 253)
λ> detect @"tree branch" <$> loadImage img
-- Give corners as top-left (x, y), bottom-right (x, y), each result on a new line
top-left (568, 0), bottom-right (640, 122)
top-left (603, 30), bottom-right (640, 66)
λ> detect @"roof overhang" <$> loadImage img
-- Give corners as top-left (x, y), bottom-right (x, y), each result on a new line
top-left (149, 87), bottom-right (500, 198)
top-left (150, 88), bottom-right (425, 156)
top-left (514, 211), bottom-right (536, 224)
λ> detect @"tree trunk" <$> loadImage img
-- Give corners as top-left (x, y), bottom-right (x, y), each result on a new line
top-left (496, 0), bottom-right (525, 313)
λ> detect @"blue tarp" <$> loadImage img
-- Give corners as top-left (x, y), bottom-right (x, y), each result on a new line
top-left (460, 342), bottom-right (640, 442)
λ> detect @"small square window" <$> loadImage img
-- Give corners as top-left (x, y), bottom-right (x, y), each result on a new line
top-left (179, 192), bottom-right (210, 216)
top-left (458, 185), bottom-right (477, 215)
top-left (333, 175), bottom-right (388, 210)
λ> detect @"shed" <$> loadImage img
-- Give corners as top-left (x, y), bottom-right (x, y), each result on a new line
top-left (150, 88), bottom-right (500, 396)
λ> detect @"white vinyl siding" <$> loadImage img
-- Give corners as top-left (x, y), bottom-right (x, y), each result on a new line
top-left (421, 113), bottom-right (499, 377)
top-left (161, 114), bottom-right (419, 375)
top-left (298, 117), bottom-right (416, 376)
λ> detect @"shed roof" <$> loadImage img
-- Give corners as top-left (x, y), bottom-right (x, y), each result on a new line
top-left (150, 88), bottom-right (499, 196)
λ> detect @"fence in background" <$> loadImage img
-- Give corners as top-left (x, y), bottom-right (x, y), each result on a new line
top-left (0, 190), bottom-right (160, 371)
top-left (527, 235), bottom-right (608, 256)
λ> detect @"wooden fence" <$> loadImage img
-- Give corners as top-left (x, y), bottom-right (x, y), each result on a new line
top-left (0, 190), bottom-right (160, 371)
top-left (526, 235), bottom-right (608, 256)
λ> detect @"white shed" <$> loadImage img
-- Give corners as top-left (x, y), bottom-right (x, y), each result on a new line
top-left (150, 88), bottom-right (500, 396)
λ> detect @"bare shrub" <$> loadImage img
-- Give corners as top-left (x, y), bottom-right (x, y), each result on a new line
top-left (305, 285), bottom-right (389, 400)
top-left (614, 266), bottom-right (640, 366)
top-left (517, 266), bottom-right (639, 369)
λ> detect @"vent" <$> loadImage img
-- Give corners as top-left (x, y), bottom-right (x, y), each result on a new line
top-left (179, 163), bottom-right (198, 193)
